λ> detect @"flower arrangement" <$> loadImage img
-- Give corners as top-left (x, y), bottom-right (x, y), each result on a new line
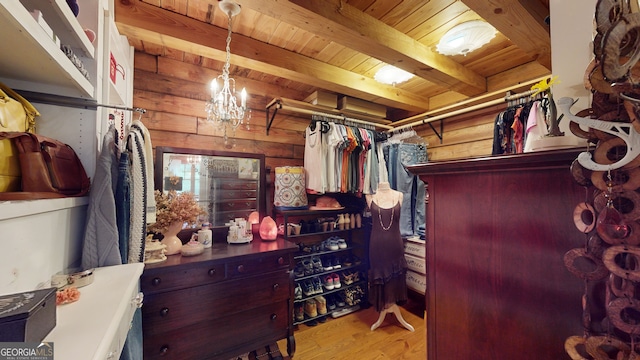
top-left (147, 190), bottom-right (207, 234)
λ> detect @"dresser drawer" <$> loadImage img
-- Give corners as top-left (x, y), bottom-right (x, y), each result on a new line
top-left (218, 189), bottom-right (257, 200)
top-left (405, 253), bottom-right (426, 275)
top-left (226, 253), bottom-right (291, 278)
top-left (143, 301), bottom-right (290, 360)
top-left (142, 271), bottom-right (290, 336)
top-left (218, 180), bottom-right (258, 191)
top-left (217, 199), bottom-right (257, 211)
top-left (406, 270), bottom-right (426, 294)
top-left (404, 238), bottom-right (425, 258)
top-left (141, 263), bottom-right (226, 295)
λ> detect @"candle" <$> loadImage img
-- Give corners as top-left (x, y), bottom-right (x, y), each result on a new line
top-left (210, 79), bottom-right (217, 98)
top-left (241, 88), bottom-right (247, 108)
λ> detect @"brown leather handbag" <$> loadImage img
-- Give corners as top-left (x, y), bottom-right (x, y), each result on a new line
top-left (0, 132), bottom-right (90, 200)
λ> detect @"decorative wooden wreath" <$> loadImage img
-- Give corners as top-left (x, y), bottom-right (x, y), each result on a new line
top-left (607, 297), bottom-right (640, 334)
top-left (601, 12), bottom-right (640, 81)
top-left (602, 245), bottom-right (640, 281)
top-left (564, 247), bottom-right (610, 281)
top-left (585, 335), bottom-right (631, 360)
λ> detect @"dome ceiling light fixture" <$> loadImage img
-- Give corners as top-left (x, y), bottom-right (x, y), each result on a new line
top-left (436, 20), bottom-right (497, 56)
top-left (374, 65), bottom-right (414, 85)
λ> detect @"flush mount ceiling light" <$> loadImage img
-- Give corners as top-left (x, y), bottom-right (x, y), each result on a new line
top-left (374, 65), bottom-right (414, 85)
top-left (436, 20), bottom-right (497, 56)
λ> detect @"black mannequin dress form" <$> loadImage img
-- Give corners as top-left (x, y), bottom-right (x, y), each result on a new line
top-left (365, 182), bottom-right (414, 332)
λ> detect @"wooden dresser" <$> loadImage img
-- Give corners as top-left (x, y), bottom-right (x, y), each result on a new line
top-left (141, 237), bottom-right (298, 360)
top-left (408, 149), bottom-right (585, 360)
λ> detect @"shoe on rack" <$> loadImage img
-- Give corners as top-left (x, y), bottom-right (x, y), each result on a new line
top-left (294, 264), bottom-right (305, 278)
top-left (313, 277), bottom-right (323, 294)
top-left (342, 256), bottom-right (353, 267)
top-left (335, 291), bottom-right (346, 307)
top-left (336, 238), bottom-right (347, 249)
top-left (342, 270), bottom-right (354, 285)
top-left (311, 256), bottom-right (323, 274)
top-left (326, 238), bottom-right (339, 251)
top-left (303, 280), bottom-right (315, 297)
top-left (331, 273), bottom-right (341, 288)
top-left (295, 283), bottom-right (303, 299)
top-left (304, 298), bottom-right (318, 318)
top-left (302, 259), bottom-right (314, 276)
top-left (322, 256), bottom-right (334, 271)
top-left (326, 295), bottom-right (336, 310)
top-left (332, 256), bottom-right (342, 269)
top-left (315, 295), bottom-right (327, 315)
top-left (323, 275), bottom-right (334, 290)
top-left (294, 303), bottom-right (305, 321)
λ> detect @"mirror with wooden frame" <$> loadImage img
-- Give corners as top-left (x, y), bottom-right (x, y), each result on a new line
top-left (154, 147), bottom-right (266, 228)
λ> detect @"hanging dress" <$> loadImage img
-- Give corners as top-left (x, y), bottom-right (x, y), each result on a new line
top-left (369, 200), bottom-right (408, 311)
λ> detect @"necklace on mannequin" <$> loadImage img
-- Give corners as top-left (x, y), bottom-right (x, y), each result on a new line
top-left (378, 204), bottom-right (394, 231)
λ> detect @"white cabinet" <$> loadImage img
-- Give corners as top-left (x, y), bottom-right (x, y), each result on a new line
top-left (44, 263), bottom-right (144, 360)
top-left (0, 0), bottom-right (134, 296)
top-left (404, 236), bottom-right (426, 294)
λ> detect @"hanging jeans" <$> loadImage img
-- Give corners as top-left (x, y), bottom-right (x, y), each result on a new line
top-left (115, 151), bottom-right (131, 264)
top-left (115, 151), bottom-right (143, 360)
top-left (386, 143), bottom-right (426, 239)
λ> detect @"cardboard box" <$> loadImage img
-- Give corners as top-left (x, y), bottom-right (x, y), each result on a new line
top-left (0, 288), bottom-right (57, 342)
top-left (338, 96), bottom-right (387, 117)
top-left (304, 91), bottom-right (337, 108)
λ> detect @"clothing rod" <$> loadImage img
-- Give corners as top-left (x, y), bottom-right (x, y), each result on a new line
top-left (391, 98), bottom-right (505, 132)
top-left (504, 88), bottom-right (539, 102)
top-left (17, 90), bottom-right (146, 113)
top-left (389, 76), bottom-right (551, 132)
top-left (278, 103), bottom-right (394, 130)
top-left (391, 76), bottom-right (549, 128)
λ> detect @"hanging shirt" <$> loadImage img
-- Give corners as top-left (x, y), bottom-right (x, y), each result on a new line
top-left (326, 123), bottom-right (342, 193)
top-left (524, 101), bottom-right (547, 152)
top-left (304, 122), bottom-right (325, 193)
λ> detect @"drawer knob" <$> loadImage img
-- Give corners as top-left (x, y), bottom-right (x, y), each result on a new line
top-left (277, 257), bottom-right (285, 265)
top-left (270, 313), bottom-right (277, 321)
top-left (237, 264), bottom-right (245, 273)
top-left (160, 307), bottom-right (169, 317)
top-left (160, 345), bottom-right (169, 356)
top-left (152, 277), bottom-right (162, 286)
top-left (208, 268), bottom-right (216, 276)
top-left (273, 283), bottom-right (279, 291)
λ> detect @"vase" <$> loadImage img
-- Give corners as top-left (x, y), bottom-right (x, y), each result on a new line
top-left (161, 221), bottom-right (183, 255)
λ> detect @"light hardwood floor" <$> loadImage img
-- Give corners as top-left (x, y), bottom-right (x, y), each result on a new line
top-left (278, 298), bottom-right (426, 359)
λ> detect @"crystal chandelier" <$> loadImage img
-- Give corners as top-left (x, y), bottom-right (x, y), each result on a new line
top-left (206, 0), bottom-right (250, 144)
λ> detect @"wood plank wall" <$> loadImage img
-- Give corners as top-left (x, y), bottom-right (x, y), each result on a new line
top-left (133, 51), bottom-right (506, 168)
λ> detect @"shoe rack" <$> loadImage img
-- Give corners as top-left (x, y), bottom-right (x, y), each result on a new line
top-left (275, 206), bottom-right (369, 327)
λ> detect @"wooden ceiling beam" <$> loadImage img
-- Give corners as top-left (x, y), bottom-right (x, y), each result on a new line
top-left (114, 0), bottom-right (430, 112)
top-left (460, 0), bottom-right (551, 70)
top-left (238, 0), bottom-right (487, 96)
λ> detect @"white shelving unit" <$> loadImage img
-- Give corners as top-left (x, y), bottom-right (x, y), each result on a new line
top-left (0, 0), bottom-right (94, 98)
top-left (0, 0), bottom-right (133, 297)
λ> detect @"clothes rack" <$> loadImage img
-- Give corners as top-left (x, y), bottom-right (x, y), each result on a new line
top-left (388, 76), bottom-right (550, 139)
top-left (266, 97), bottom-right (393, 135)
top-left (16, 89), bottom-right (146, 113)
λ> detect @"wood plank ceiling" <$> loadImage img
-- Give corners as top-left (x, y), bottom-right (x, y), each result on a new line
top-left (115, 0), bottom-right (551, 123)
